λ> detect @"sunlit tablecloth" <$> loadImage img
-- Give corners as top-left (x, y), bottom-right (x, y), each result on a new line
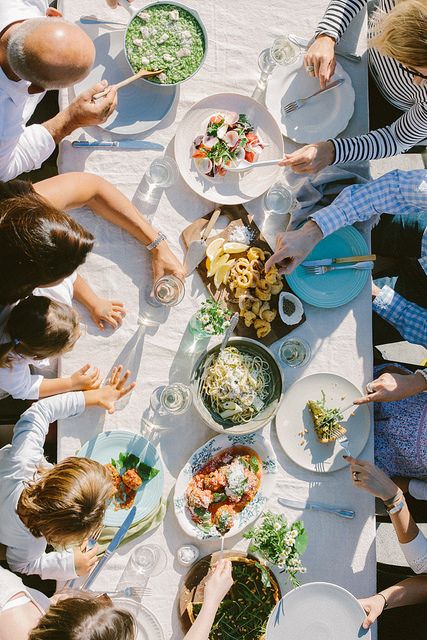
top-left (57, 1), bottom-right (375, 637)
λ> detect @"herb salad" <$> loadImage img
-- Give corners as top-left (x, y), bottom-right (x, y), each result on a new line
top-left (125, 4), bottom-right (205, 85)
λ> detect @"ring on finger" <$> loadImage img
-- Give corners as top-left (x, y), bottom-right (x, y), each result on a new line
top-left (352, 471), bottom-right (360, 482)
top-left (306, 65), bottom-right (315, 72)
top-left (366, 382), bottom-right (375, 394)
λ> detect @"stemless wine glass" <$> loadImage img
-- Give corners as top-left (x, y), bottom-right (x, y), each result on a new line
top-left (258, 35), bottom-right (301, 72)
top-left (150, 382), bottom-right (192, 415)
top-left (263, 182), bottom-right (296, 215)
top-left (130, 544), bottom-right (167, 577)
top-left (148, 274), bottom-right (185, 307)
top-left (279, 337), bottom-right (311, 368)
top-left (146, 157), bottom-right (179, 189)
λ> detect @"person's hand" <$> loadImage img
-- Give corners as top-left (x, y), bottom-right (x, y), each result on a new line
top-left (70, 364), bottom-right (102, 391)
top-left (85, 365), bottom-right (136, 413)
top-left (358, 594), bottom-right (386, 629)
top-left (304, 35), bottom-right (337, 89)
top-left (265, 220), bottom-right (324, 275)
top-left (73, 541), bottom-right (99, 576)
top-left (344, 456), bottom-right (398, 501)
top-left (280, 141), bottom-right (335, 174)
top-left (106, 0), bottom-right (134, 6)
top-left (372, 282), bottom-right (381, 298)
top-left (151, 242), bottom-right (185, 282)
top-left (66, 82), bottom-right (117, 128)
top-left (90, 297), bottom-right (126, 330)
top-left (354, 371), bottom-right (427, 405)
top-left (203, 559), bottom-right (234, 611)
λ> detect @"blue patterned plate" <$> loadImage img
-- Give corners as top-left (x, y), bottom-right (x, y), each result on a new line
top-left (174, 432), bottom-right (277, 540)
top-left (286, 226), bottom-right (370, 308)
top-left (77, 430), bottom-right (164, 528)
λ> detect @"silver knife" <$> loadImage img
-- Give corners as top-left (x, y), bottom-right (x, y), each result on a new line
top-left (288, 33), bottom-right (362, 63)
top-left (278, 497), bottom-right (355, 519)
top-left (72, 140), bottom-right (164, 150)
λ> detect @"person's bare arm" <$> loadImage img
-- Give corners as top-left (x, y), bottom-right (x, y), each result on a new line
top-left (39, 364), bottom-right (101, 398)
top-left (359, 576), bottom-right (427, 628)
top-left (33, 173), bottom-right (184, 281)
top-left (73, 275), bottom-right (126, 330)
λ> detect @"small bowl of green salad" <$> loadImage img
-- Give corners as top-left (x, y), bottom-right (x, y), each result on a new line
top-left (124, 2), bottom-right (207, 86)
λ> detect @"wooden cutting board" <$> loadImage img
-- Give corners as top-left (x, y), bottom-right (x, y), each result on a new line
top-left (181, 205), bottom-right (305, 346)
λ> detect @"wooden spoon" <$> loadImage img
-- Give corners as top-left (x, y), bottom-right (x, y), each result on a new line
top-left (93, 68), bottom-right (164, 100)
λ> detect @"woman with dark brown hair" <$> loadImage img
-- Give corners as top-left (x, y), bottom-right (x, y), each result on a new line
top-left (0, 172), bottom-right (184, 306)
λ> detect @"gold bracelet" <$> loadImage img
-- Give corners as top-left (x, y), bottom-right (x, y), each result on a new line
top-left (377, 592), bottom-right (388, 610)
top-left (382, 489), bottom-right (403, 507)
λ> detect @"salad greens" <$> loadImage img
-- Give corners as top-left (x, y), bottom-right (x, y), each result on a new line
top-left (193, 112), bottom-right (265, 178)
top-left (110, 452), bottom-right (159, 482)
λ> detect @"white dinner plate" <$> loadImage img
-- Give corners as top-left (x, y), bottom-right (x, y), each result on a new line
top-left (73, 29), bottom-right (177, 135)
top-left (266, 582), bottom-right (369, 640)
top-left (111, 598), bottom-right (164, 640)
top-left (266, 61), bottom-right (355, 143)
top-left (174, 93), bottom-right (284, 204)
top-left (174, 432), bottom-right (277, 539)
top-left (275, 373), bottom-right (370, 472)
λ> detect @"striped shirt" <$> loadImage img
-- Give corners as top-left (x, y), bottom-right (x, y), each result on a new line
top-left (315, 0), bottom-right (427, 163)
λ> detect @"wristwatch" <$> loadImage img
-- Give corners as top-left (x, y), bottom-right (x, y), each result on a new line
top-left (387, 497), bottom-right (406, 515)
top-left (146, 231), bottom-right (167, 251)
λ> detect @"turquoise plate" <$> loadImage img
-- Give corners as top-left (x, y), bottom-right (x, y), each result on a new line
top-left (77, 430), bottom-right (164, 528)
top-left (286, 226), bottom-right (370, 308)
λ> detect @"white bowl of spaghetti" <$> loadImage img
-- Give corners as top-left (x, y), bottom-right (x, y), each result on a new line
top-left (191, 338), bottom-right (284, 434)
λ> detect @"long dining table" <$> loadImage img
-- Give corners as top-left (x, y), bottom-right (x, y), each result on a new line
top-left (57, 0), bottom-right (376, 637)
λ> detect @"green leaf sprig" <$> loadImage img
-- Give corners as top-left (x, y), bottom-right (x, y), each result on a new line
top-left (110, 452), bottom-right (160, 482)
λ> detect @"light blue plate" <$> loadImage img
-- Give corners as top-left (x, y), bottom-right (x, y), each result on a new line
top-left (286, 226), bottom-right (370, 308)
top-left (77, 430), bottom-right (164, 528)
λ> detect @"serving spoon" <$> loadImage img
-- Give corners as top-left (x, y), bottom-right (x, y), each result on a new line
top-left (226, 158), bottom-right (282, 173)
top-left (93, 68), bottom-right (164, 100)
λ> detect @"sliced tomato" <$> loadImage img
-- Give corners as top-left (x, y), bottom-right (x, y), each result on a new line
top-left (192, 149), bottom-right (207, 158)
top-left (245, 150), bottom-right (255, 163)
top-left (210, 114), bottom-right (223, 125)
top-left (217, 166), bottom-right (227, 176)
top-left (246, 132), bottom-right (259, 144)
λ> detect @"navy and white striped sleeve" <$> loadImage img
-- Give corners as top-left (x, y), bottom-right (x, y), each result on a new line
top-left (315, 0), bottom-right (367, 43)
top-left (331, 102), bottom-right (427, 163)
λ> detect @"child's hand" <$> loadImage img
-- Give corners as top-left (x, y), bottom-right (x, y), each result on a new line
top-left (84, 365), bottom-right (136, 413)
top-left (90, 297), bottom-right (126, 330)
top-left (73, 541), bottom-right (99, 576)
top-left (71, 364), bottom-right (102, 390)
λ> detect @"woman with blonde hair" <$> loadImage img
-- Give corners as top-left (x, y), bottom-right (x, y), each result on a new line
top-left (281, 0), bottom-right (427, 172)
top-left (0, 559), bottom-right (233, 640)
top-left (0, 366), bottom-right (135, 581)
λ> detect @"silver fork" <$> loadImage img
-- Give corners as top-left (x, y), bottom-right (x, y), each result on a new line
top-left (91, 586), bottom-right (152, 599)
top-left (283, 78), bottom-right (344, 114)
top-left (303, 261), bottom-right (373, 275)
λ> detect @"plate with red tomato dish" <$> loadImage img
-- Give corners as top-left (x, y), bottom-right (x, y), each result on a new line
top-left (174, 93), bottom-right (284, 204)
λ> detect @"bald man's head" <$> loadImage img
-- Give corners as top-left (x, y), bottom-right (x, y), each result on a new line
top-left (6, 17), bottom-right (95, 89)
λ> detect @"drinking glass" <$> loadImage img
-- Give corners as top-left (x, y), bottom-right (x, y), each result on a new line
top-left (258, 35), bottom-right (301, 72)
top-left (188, 313), bottom-right (217, 339)
top-left (148, 274), bottom-right (185, 307)
top-left (263, 182), bottom-right (296, 215)
top-left (130, 544), bottom-right (167, 577)
top-left (146, 157), bottom-right (178, 189)
top-left (150, 382), bottom-right (192, 415)
top-left (279, 337), bottom-right (311, 367)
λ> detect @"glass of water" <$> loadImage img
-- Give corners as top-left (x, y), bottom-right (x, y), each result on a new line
top-left (149, 274), bottom-right (185, 307)
top-left (150, 382), bottom-right (192, 415)
top-left (279, 337), bottom-right (311, 367)
top-left (263, 182), bottom-right (296, 215)
top-left (146, 157), bottom-right (178, 189)
top-left (130, 544), bottom-right (167, 577)
top-left (259, 35), bottom-right (301, 71)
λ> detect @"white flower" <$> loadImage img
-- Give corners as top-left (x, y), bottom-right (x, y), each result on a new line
top-left (290, 529), bottom-right (298, 539)
top-left (273, 522), bottom-right (281, 531)
top-left (300, 567), bottom-right (307, 574)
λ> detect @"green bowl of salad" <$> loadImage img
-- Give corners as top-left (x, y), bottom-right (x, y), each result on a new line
top-left (124, 2), bottom-right (207, 86)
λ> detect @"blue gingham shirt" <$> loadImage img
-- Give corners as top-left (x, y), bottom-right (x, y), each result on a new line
top-left (310, 169), bottom-right (427, 347)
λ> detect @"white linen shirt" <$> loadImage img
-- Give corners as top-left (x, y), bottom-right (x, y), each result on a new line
top-left (0, 0), bottom-right (56, 180)
top-left (0, 273), bottom-right (76, 400)
top-left (0, 391), bottom-right (85, 581)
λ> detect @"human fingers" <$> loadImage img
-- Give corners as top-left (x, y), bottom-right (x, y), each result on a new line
top-left (111, 311), bottom-right (124, 324)
top-left (318, 57), bottom-right (331, 89)
top-left (105, 315), bottom-right (119, 329)
top-left (86, 544), bottom-right (99, 558)
top-left (116, 369), bottom-right (130, 391)
top-left (112, 301), bottom-right (126, 310)
top-left (86, 80), bottom-right (108, 100)
top-left (80, 540), bottom-right (88, 551)
top-left (79, 363), bottom-right (91, 375)
top-left (118, 381), bottom-right (136, 403)
top-left (353, 390), bottom-right (382, 405)
top-left (303, 52), bottom-right (316, 78)
top-left (277, 256), bottom-right (303, 275)
top-left (109, 366), bottom-right (119, 386)
top-left (343, 455), bottom-right (368, 468)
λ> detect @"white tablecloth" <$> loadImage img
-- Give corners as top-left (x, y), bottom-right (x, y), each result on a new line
top-left (57, 1), bottom-right (375, 638)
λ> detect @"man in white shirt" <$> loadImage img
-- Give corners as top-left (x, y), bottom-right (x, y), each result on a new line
top-left (0, 1), bottom-right (118, 181)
